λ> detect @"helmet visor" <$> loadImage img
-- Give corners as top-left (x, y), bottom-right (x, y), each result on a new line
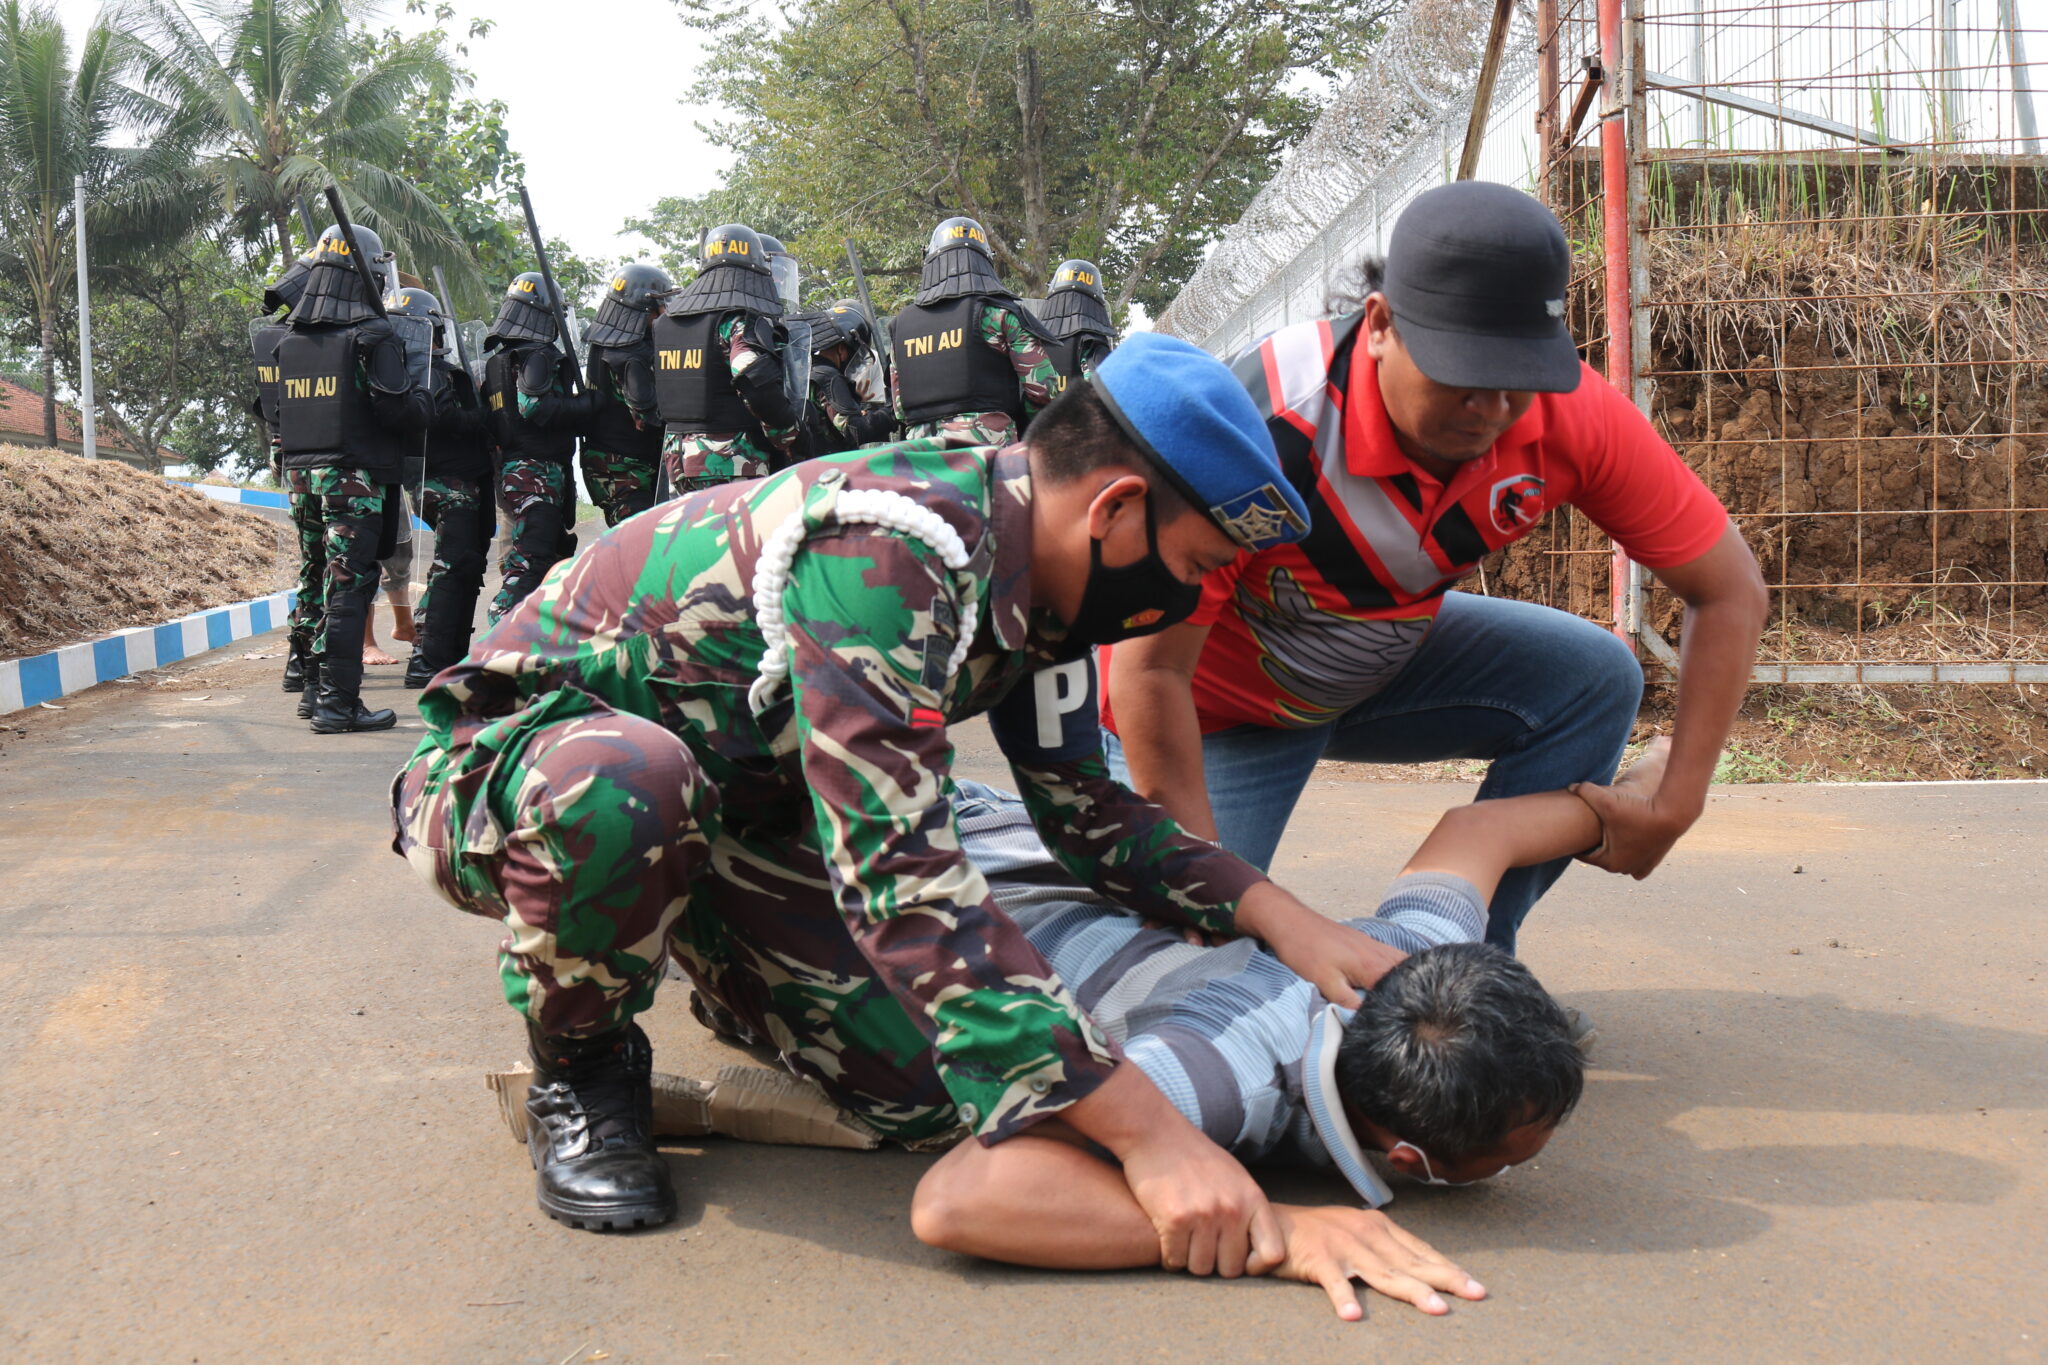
top-left (770, 255), bottom-right (801, 310)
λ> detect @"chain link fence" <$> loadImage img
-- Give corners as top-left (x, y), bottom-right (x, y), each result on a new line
top-left (1159, 0), bottom-right (2048, 683)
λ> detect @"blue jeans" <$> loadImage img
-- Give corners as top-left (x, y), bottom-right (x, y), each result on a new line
top-left (1105, 592), bottom-right (1643, 952)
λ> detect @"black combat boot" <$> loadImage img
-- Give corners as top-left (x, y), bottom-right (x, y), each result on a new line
top-left (308, 644), bottom-right (396, 733)
top-left (524, 1020), bottom-right (677, 1231)
top-left (401, 652), bottom-right (437, 690)
top-left (281, 634), bottom-right (306, 692)
top-left (295, 656), bottom-right (322, 720)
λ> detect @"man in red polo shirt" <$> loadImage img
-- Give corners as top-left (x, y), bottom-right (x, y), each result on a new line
top-left (1104, 181), bottom-right (1767, 979)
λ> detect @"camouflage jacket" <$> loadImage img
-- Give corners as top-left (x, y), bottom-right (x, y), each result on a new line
top-left (411, 437), bottom-right (1267, 1138)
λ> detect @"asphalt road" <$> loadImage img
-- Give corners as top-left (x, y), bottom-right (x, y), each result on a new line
top-left (2, 635), bottom-right (2043, 1363)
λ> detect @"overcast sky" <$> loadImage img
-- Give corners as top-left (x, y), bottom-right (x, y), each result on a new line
top-left (52, 0), bottom-right (731, 263)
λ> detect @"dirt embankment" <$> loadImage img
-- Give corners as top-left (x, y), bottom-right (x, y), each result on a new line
top-left (0, 446), bottom-right (291, 660)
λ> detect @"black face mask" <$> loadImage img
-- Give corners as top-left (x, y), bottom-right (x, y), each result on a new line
top-left (1061, 494), bottom-right (1204, 652)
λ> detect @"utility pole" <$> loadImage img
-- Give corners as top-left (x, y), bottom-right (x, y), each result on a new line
top-left (74, 173), bottom-right (96, 463)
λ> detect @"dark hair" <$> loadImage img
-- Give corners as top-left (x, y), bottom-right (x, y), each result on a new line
top-left (1325, 254), bottom-right (1387, 317)
top-left (1026, 377), bottom-right (1197, 523)
top-left (1334, 942), bottom-right (1584, 1160)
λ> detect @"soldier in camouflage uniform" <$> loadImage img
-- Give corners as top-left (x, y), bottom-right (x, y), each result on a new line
top-left (381, 288), bottom-right (497, 691)
top-left (580, 264), bottom-right (673, 525)
top-left (890, 217), bottom-right (1059, 446)
top-left (479, 273), bottom-right (594, 622)
top-left (274, 224), bottom-right (431, 733)
top-left (1041, 258), bottom-right (1119, 396)
top-left (651, 224), bottom-right (799, 496)
top-left (392, 336), bottom-right (1380, 1259)
top-left (802, 302), bottom-right (895, 454)
top-left (249, 249), bottom-right (322, 705)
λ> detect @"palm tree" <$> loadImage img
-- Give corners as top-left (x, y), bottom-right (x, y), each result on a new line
top-left (0, 0), bottom-right (201, 445)
top-left (129, 0), bottom-right (478, 289)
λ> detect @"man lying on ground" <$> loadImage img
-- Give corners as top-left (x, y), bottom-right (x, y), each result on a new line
top-left (910, 739), bottom-right (1670, 1319)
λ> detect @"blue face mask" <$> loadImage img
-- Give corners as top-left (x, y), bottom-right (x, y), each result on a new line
top-left (1391, 1140), bottom-right (1482, 1187)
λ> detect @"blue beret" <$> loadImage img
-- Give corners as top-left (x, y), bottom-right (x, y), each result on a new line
top-left (1088, 332), bottom-right (1309, 553)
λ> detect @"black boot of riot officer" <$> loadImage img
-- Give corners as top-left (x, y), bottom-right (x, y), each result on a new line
top-left (308, 593), bottom-right (397, 733)
top-left (295, 654), bottom-right (322, 720)
top-left (524, 1020), bottom-right (678, 1231)
top-left (281, 632), bottom-right (307, 692)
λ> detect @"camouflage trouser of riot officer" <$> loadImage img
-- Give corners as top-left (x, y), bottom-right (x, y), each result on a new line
top-left (304, 467), bottom-right (390, 711)
top-left (285, 467), bottom-right (327, 656)
top-left (490, 457), bottom-right (577, 623)
top-left (579, 447), bottom-right (659, 527)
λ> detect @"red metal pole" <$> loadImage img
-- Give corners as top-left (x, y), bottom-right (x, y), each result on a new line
top-left (1598, 0), bottom-right (1635, 646)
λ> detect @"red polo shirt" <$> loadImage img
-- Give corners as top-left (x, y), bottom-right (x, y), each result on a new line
top-left (1102, 314), bottom-right (1728, 732)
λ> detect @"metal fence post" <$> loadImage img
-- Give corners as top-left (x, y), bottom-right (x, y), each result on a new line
top-left (1598, 0), bottom-right (1634, 646)
top-left (74, 174), bottom-right (96, 463)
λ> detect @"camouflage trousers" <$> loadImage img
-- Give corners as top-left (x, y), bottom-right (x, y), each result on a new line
top-left (490, 457), bottom-right (577, 623)
top-left (302, 467), bottom-right (388, 658)
top-left (391, 695), bottom-right (956, 1142)
top-left (903, 411), bottom-right (1021, 447)
top-left (284, 467), bottom-right (325, 644)
top-left (579, 446), bottom-right (659, 527)
top-left (418, 475), bottom-right (489, 674)
top-left (659, 432), bottom-right (776, 498)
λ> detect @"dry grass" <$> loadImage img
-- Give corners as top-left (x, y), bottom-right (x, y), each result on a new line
top-left (0, 445), bottom-right (291, 660)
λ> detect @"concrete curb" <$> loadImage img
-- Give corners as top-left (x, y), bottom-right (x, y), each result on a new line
top-left (165, 477), bottom-right (429, 532)
top-left (1, 589), bottom-right (298, 715)
top-left (170, 480), bottom-right (290, 511)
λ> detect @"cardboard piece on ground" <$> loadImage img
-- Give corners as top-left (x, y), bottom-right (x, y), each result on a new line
top-left (488, 1064), bottom-right (881, 1151)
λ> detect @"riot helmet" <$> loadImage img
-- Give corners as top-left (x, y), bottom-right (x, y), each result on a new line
top-left (1049, 259), bottom-right (1106, 301)
top-left (292, 225), bottom-right (392, 327)
top-left (314, 221), bottom-right (389, 269)
top-left (1041, 258), bottom-right (1115, 339)
top-left (585, 263), bottom-right (674, 347)
top-left (384, 285), bottom-right (447, 351)
top-left (485, 271), bottom-right (560, 350)
top-left (914, 215), bottom-right (1010, 306)
top-left (701, 223), bottom-right (771, 276)
top-left (824, 302), bottom-right (872, 353)
top-left (667, 223), bottom-right (784, 318)
top-left (925, 217), bottom-right (994, 261)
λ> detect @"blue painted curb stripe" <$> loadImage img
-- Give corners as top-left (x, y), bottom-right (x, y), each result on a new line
top-left (166, 476), bottom-right (428, 531)
top-left (0, 589), bottom-right (298, 716)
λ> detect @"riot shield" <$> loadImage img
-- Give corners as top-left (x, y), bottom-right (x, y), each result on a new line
top-left (457, 320), bottom-right (488, 384)
top-left (386, 310), bottom-right (436, 394)
top-left (781, 315), bottom-right (813, 423)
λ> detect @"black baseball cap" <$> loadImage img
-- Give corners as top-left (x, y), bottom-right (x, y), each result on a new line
top-left (1381, 181), bottom-right (1582, 394)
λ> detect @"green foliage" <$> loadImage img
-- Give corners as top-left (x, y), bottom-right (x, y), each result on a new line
top-left (664, 0), bottom-right (1395, 319)
top-left (0, 0), bottom-right (208, 442)
top-left (129, 0), bottom-right (478, 289)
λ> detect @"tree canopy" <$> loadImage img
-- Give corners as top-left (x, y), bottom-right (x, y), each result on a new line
top-left (666, 0), bottom-right (1396, 319)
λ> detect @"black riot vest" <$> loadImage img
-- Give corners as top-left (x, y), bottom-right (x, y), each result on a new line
top-left (483, 343), bottom-right (575, 463)
top-left (1046, 331), bottom-right (1113, 396)
top-left (586, 341), bottom-right (662, 458)
top-left (250, 321), bottom-right (288, 432)
top-left (652, 312), bottom-right (756, 437)
top-left (890, 296), bottom-right (1024, 426)
top-left (275, 325), bottom-right (406, 478)
top-left (426, 363), bottom-right (493, 484)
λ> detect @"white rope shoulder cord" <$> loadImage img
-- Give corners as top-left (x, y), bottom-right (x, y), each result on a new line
top-left (747, 480), bottom-right (982, 716)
